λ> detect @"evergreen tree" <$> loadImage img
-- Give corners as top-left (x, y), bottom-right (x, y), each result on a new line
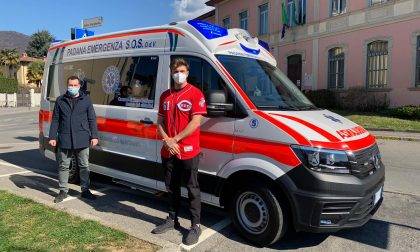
top-left (26, 30), bottom-right (55, 57)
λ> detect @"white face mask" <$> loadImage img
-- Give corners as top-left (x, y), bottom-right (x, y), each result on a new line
top-left (172, 72), bottom-right (187, 84)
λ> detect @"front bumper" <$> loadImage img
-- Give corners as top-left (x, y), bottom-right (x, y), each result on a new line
top-left (277, 162), bottom-right (385, 233)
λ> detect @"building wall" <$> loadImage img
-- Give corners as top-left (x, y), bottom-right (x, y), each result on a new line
top-left (206, 0), bottom-right (420, 106)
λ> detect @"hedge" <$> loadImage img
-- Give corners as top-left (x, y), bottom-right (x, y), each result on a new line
top-left (385, 105), bottom-right (420, 120)
top-left (0, 77), bottom-right (19, 94)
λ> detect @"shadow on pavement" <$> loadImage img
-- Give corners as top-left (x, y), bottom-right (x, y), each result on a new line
top-left (15, 136), bottom-right (39, 142)
top-left (0, 148), bottom-right (56, 175)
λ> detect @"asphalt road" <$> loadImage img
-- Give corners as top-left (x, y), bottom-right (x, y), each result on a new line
top-left (0, 108), bottom-right (419, 252)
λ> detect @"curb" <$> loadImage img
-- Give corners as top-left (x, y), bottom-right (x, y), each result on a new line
top-left (373, 135), bottom-right (420, 142)
top-left (366, 128), bottom-right (420, 133)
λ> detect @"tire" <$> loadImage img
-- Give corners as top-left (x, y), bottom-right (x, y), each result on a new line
top-left (68, 155), bottom-right (80, 184)
top-left (230, 182), bottom-right (288, 246)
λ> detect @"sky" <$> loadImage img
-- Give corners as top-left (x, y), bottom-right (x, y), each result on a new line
top-left (0, 0), bottom-right (213, 40)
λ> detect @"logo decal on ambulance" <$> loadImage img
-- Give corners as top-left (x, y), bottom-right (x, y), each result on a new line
top-left (249, 118), bottom-right (259, 128)
top-left (177, 100), bottom-right (192, 111)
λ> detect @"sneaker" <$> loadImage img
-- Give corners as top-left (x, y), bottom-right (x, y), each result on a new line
top-left (54, 190), bottom-right (67, 203)
top-left (81, 190), bottom-right (97, 200)
top-left (152, 217), bottom-right (180, 234)
top-left (184, 225), bottom-right (202, 245)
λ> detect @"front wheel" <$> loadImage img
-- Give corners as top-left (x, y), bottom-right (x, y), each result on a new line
top-left (68, 155), bottom-right (80, 184)
top-left (230, 183), bottom-right (288, 246)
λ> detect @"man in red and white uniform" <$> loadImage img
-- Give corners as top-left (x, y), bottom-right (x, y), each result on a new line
top-left (152, 58), bottom-right (206, 245)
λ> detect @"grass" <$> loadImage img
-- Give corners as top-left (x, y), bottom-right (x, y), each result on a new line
top-left (333, 110), bottom-right (420, 131)
top-left (0, 190), bottom-right (159, 252)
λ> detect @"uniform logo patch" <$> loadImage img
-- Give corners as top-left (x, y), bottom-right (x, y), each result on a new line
top-left (177, 100), bottom-right (192, 111)
top-left (184, 146), bottom-right (193, 152)
top-left (199, 97), bottom-right (206, 108)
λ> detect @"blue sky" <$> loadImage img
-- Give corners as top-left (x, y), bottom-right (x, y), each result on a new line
top-left (0, 0), bottom-right (213, 40)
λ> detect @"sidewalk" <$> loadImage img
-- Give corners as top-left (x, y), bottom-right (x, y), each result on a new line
top-left (369, 129), bottom-right (420, 141)
top-left (0, 107), bottom-right (39, 115)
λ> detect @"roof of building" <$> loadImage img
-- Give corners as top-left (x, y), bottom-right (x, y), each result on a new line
top-left (206, 0), bottom-right (224, 7)
top-left (195, 9), bottom-right (215, 21)
top-left (19, 53), bottom-right (44, 63)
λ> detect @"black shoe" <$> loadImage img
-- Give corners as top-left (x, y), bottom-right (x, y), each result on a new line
top-left (184, 225), bottom-right (202, 245)
top-left (152, 217), bottom-right (180, 234)
top-left (81, 190), bottom-right (97, 200)
top-left (54, 190), bottom-right (67, 203)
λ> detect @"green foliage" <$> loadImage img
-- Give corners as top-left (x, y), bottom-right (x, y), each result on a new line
top-left (0, 48), bottom-right (20, 78)
top-left (26, 30), bottom-right (55, 58)
top-left (305, 89), bottom-right (337, 109)
top-left (338, 86), bottom-right (390, 112)
top-left (385, 105), bottom-right (420, 120)
top-left (27, 61), bottom-right (44, 86)
top-left (0, 77), bottom-right (19, 93)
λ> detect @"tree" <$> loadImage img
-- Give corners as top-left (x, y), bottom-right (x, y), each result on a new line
top-left (26, 30), bottom-right (55, 57)
top-left (0, 48), bottom-right (20, 78)
top-left (27, 61), bottom-right (44, 87)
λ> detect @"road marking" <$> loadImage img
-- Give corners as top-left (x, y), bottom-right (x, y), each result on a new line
top-left (179, 218), bottom-right (231, 251)
top-left (0, 161), bottom-right (28, 170)
top-left (62, 187), bottom-right (112, 202)
top-left (0, 171), bottom-right (32, 178)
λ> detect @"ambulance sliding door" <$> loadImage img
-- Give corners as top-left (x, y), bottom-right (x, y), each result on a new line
top-left (87, 55), bottom-right (161, 188)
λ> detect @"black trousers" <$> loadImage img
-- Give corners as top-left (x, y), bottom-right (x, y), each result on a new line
top-left (162, 155), bottom-right (201, 226)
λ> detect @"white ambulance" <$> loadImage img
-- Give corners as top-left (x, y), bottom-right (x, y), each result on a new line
top-left (39, 20), bottom-right (385, 245)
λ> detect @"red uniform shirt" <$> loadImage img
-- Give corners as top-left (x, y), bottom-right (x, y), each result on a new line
top-left (158, 83), bottom-right (207, 160)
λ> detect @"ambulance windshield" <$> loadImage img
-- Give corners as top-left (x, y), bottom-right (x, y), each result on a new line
top-left (216, 55), bottom-right (316, 111)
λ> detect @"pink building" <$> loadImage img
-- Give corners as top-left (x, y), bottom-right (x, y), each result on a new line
top-left (198, 0), bottom-right (420, 107)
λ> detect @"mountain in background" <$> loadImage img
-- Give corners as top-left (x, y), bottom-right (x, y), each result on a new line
top-left (0, 31), bottom-right (30, 54)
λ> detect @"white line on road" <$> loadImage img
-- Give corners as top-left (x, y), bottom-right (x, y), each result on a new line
top-left (0, 171), bottom-right (32, 178)
top-left (180, 218), bottom-right (231, 251)
top-left (62, 187), bottom-right (112, 202)
top-left (0, 161), bottom-right (28, 170)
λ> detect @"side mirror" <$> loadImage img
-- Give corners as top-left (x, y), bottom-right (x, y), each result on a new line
top-left (205, 90), bottom-right (233, 117)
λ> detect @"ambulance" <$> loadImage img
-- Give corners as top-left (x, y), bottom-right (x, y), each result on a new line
top-left (39, 20), bottom-right (385, 245)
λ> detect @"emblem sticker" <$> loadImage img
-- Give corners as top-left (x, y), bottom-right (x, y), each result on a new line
top-left (199, 97), bottom-right (205, 108)
top-left (177, 100), bottom-right (192, 111)
top-left (102, 65), bottom-right (120, 94)
top-left (249, 118), bottom-right (259, 128)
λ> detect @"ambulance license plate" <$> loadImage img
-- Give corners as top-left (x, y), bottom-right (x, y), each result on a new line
top-left (374, 186), bottom-right (383, 206)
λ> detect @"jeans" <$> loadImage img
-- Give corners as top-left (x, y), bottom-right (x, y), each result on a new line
top-left (57, 147), bottom-right (90, 193)
top-left (163, 155), bottom-right (201, 226)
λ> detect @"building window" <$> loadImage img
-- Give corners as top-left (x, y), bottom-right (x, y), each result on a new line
top-left (259, 3), bottom-right (269, 35)
top-left (222, 17), bottom-right (230, 29)
top-left (366, 41), bottom-right (388, 88)
top-left (331, 0), bottom-right (347, 16)
top-left (328, 47), bottom-right (345, 89)
top-left (239, 11), bottom-right (248, 30)
top-left (415, 36), bottom-right (420, 87)
top-left (287, 0), bottom-right (306, 26)
top-left (369, 0), bottom-right (388, 6)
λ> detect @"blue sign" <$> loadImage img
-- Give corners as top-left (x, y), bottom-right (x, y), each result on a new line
top-left (74, 28), bottom-right (94, 39)
top-left (187, 20), bottom-right (228, 40)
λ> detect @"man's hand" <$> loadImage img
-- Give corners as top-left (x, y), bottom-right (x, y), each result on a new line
top-left (163, 138), bottom-right (180, 155)
top-left (48, 140), bottom-right (56, 147)
top-left (91, 139), bottom-right (99, 146)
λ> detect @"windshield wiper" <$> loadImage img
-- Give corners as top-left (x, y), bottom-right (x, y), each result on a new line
top-left (257, 105), bottom-right (299, 111)
top-left (296, 105), bottom-right (320, 111)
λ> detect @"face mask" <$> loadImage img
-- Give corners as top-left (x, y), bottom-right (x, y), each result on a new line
top-left (68, 87), bottom-right (80, 96)
top-left (172, 72), bottom-right (187, 84)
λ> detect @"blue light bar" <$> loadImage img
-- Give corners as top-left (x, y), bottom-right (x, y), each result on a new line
top-left (240, 43), bottom-right (260, 55)
top-left (258, 40), bottom-right (270, 52)
top-left (188, 20), bottom-right (228, 40)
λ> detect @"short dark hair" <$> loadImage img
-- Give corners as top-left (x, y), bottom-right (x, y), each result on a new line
top-left (170, 58), bottom-right (189, 71)
top-left (67, 76), bottom-right (80, 84)
top-left (120, 86), bottom-right (132, 94)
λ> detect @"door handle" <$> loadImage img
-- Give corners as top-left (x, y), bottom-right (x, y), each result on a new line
top-left (140, 119), bottom-right (153, 125)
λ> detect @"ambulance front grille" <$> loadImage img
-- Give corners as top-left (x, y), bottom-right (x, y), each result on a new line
top-left (349, 144), bottom-right (379, 179)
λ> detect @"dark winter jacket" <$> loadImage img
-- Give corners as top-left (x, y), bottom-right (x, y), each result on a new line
top-left (48, 91), bottom-right (98, 149)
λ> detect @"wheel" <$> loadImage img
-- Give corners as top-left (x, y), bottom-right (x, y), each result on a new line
top-left (68, 154), bottom-right (80, 184)
top-left (230, 182), bottom-right (288, 246)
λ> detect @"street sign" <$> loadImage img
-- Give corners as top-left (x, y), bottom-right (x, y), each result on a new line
top-left (82, 16), bottom-right (103, 29)
top-left (71, 28), bottom-right (94, 40)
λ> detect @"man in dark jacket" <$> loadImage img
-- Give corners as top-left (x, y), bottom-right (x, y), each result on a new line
top-left (48, 76), bottom-right (99, 203)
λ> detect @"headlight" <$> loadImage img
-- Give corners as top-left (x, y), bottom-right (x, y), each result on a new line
top-left (291, 145), bottom-right (352, 174)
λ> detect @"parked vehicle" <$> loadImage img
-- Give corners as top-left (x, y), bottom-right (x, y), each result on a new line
top-left (39, 20), bottom-right (385, 246)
